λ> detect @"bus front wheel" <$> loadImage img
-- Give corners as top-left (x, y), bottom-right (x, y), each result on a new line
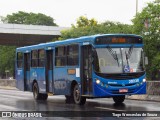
top-left (113, 95), bottom-right (125, 104)
top-left (73, 84), bottom-right (86, 105)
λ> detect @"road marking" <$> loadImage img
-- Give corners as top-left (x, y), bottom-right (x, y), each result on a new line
top-left (0, 94), bottom-right (30, 100)
top-left (0, 104), bottom-right (22, 111)
top-left (95, 107), bottom-right (126, 111)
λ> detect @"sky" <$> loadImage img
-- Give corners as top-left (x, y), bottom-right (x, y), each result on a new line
top-left (0, 0), bottom-right (155, 27)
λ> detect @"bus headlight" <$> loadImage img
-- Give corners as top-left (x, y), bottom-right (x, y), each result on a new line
top-left (96, 79), bottom-right (100, 84)
top-left (143, 78), bottom-right (146, 83)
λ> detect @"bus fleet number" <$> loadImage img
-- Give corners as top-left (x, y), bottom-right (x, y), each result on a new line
top-left (129, 79), bottom-right (139, 83)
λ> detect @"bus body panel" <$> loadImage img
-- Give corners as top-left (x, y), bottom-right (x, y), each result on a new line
top-left (16, 69), bottom-right (25, 91)
top-left (30, 68), bottom-right (46, 93)
top-left (26, 71), bottom-right (31, 91)
top-left (54, 67), bottom-right (80, 95)
top-left (48, 70), bottom-right (53, 92)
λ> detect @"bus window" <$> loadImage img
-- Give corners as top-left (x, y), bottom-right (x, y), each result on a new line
top-left (31, 50), bottom-right (38, 67)
top-left (55, 46), bottom-right (66, 66)
top-left (67, 45), bottom-right (79, 66)
top-left (17, 52), bottom-right (23, 68)
top-left (38, 49), bottom-right (45, 67)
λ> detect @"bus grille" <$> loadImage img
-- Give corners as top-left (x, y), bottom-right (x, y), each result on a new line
top-left (108, 83), bottom-right (136, 87)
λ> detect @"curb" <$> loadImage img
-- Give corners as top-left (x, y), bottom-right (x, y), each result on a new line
top-left (126, 95), bottom-right (160, 102)
top-left (0, 86), bottom-right (17, 90)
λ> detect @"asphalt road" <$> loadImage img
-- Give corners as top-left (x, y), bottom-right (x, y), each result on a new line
top-left (0, 88), bottom-right (160, 120)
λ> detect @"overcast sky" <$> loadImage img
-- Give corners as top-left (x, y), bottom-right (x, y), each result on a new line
top-left (0, 0), bottom-right (155, 27)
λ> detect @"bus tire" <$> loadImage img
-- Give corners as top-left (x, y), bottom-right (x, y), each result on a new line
top-left (33, 82), bottom-right (41, 100)
top-left (113, 95), bottom-right (125, 104)
top-left (73, 84), bottom-right (86, 105)
top-left (40, 94), bottom-right (48, 101)
top-left (65, 95), bottom-right (74, 104)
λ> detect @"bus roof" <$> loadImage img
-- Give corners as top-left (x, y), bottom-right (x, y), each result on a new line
top-left (16, 34), bottom-right (142, 51)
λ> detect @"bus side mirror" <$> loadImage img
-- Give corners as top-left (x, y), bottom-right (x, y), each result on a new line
top-left (145, 57), bottom-right (148, 65)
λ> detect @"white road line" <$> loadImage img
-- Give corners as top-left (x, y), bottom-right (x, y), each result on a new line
top-left (95, 106), bottom-right (126, 111)
top-left (0, 94), bottom-right (31, 100)
top-left (0, 104), bottom-right (21, 111)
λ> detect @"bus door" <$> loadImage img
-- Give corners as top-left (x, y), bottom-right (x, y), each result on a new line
top-left (24, 53), bottom-right (30, 91)
top-left (81, 45), bottom-right (93, 95)
top-left (46, 50), bottom-right (54, 93)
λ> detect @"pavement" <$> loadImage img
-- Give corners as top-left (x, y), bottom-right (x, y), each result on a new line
top-left (0, 86), bottom-right (17, 90)
top-left (0, 85), bottom-right (160, 102)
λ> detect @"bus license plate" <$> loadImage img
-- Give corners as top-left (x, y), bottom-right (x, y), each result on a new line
top-left (119, 89), bottom-right (128, 93)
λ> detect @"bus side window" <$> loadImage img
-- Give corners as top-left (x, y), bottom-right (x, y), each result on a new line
top-left (55, 46), bottom-right (66, 66)
top-left (17, 52), bottom-right (23, 68)
top-left (38, 49), bottom-right (45, 67)
top-left (31, 50), bottom-right (38, 67)
top-left (67, 44), bottom-right (79, 66)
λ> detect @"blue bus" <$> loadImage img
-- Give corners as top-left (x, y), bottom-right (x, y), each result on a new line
top-left (16, 34), bottom-right (147, 105)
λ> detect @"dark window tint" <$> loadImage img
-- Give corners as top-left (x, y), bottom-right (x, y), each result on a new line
top-left (31, 50), bottom-right (38, 67)
top-left (55, 46), bottom-right (66, 66)
top-left (38, 49), bottom-right (45, 67)
top-left (67, 45), bottom-right (79, 66)
top-left (17, 52), bottom-right (23, 68)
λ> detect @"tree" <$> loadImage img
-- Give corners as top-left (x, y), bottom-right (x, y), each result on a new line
top-left (0, 46), bottom-right (16, 78)
top-left (72, 16), bottom-right (98, 28)
top-left (132, 0), bottom-right (160, 79)
top-left (60, 16), bottom-right (133, 40)
top-left (2, 11), bottom-right (57, 26)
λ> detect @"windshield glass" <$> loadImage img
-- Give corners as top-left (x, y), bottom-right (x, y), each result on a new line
top-left (95, 47), bottom-right (144, 74)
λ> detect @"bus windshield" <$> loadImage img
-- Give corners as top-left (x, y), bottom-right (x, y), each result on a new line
top-left (95, 47), bottom-right (144, 74)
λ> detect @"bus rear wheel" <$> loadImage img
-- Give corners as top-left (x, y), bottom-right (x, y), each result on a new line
top-left (65, 95), bottom-right (74, 103)
top-left (33, 82), bottom-right (48, 101)
top-left (73, 84), bottom-right (86, 105)
top-left (113, 95), bottom-right (125, 104)
top-left (40, 94), bottom-right (48, 100)
top-left (33, 82), bottom-right (41, 100)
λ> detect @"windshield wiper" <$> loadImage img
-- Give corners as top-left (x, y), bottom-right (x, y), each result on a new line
top-left (127, 45), bottom-right (134, 59)
top-left (107, 46), bottom-right (119, 66)
top-left (125, 45), bottom-right (134, 66)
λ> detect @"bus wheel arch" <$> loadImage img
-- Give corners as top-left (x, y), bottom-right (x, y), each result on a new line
top-left (65, 80), bottom-right (77, 104)
top-left (71, 80), bottom-right (86, 105)
top-left (32, 80), bottom-right (37, 92)
top-left (32, 80), bottom-right (48, 101)
top-left (32, 80), bottom-right (41, 100)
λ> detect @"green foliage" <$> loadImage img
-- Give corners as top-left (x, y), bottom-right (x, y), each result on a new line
top-left (72, 16), bottom-right (98, 28)
top-left (132, 1), bottom-right (160, 79)
top-left (0, 46), bottom-right (16, 78)
top-left (3, 11), bottom-right (57, 26)
top-left (60, 16), bottom-right (133, 40)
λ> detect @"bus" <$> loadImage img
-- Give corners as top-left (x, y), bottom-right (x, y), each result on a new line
top-left (16, 34), bottom-right (147, 105)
